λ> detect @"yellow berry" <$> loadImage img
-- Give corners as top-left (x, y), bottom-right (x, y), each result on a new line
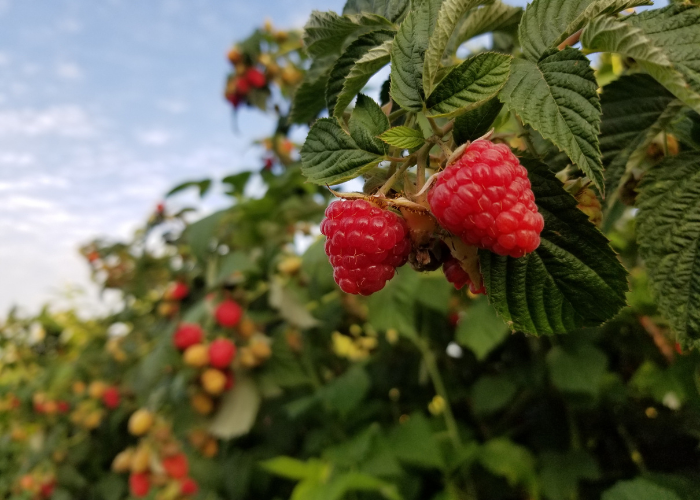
top-left (128, 409), bottom-right (155, 436)
top-left (201, 369), bottom-right (227, 396)
top-left (183, 344), bottom-right (210, 368)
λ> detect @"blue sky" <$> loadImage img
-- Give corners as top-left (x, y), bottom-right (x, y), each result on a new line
top-left (0, 0), bottom-right (663, 314)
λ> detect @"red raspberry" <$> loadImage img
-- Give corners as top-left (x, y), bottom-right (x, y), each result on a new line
top-left (235, 77), bottom-right (250, 95)
top-left (428, 140), bottom-right (544, 258)
top-left (102, 386), bottom-right (120, 409)
top-left (245, 67), bottom-right (266, 88)
top-left (129, 473), bottom-right (150, 498)
top-left (442, 256), bottom-right (486, 295)
top-left (215, 299), bottom-right (242, 327)
top-left (320, 199), bottom-right (411, 295)
top-left (208, 338), bottom-right (236, 368)
top-left (165, 281), bottom-right (189, 301)
top-left (162, 453), bottom-right (189, 479)
top-left (180, 477), bottom-right (199, 496)
top-left (173, 324), bottom-right (204, 350)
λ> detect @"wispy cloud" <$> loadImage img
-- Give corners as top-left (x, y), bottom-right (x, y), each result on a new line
top-left (0, 105), bottom-right (96, 137)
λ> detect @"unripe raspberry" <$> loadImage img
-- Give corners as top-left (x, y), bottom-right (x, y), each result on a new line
top-left (128, 409), bottom-right (154, 436)
top-left (201, 438), bottom-right (218, 458)
top-left (320, 199), bottom-right (412, 295)
top-left (208, 338), bottom-right (236, 368)
top-left (191, 392), bottom-right (214, 415)
top-left (88, 380), bottom-right (107, 399)
top-left (112, 448), bottom-right (134, 473)
top-left (201, 369), bottom-right (227, 395)
top-left (162, 453), bottom-right (188, 479)
top-left (173, 324), bottom-right (204, 351)
top-left (215, 299), bottom-right (243, 327)
top-left (131, 446), bottom-right (151, 473)
top-left (183, 344), bottom-right (209, 368)
top-left (442, 256), bottom-right (486, 295)
top-left (129, 473), bottom-right (150, 498)
top-left (428, 140), bottom-right (544, 258)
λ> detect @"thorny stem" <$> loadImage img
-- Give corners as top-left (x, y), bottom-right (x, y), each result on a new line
top-left (415, 337), bottom-right (462, 449)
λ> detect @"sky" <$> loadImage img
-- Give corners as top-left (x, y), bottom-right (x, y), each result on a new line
top-left (0, 0), bottom-right (664, 316)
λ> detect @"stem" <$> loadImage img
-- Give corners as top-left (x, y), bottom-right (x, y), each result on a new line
top-left (377, 155), bottom-right (415, 195)
top-left (416, 337), bottom-right (462, 448)
top-left (427, 116), bottom-right (442, 136)
top-left (389, 108), bottom-right (407, 122)
top-left (416, 143), bottom-right (431, 191)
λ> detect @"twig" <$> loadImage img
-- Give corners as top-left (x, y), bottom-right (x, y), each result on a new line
top-left (377, 155), bottom-right (415, 195)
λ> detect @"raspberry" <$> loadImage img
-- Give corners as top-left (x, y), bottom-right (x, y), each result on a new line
top-left (208, 338), bottom-right (236, 368)
top-left (129, 473), bottom-right (150, 498)
top-left (165, 281), bottom-right (189, 301)
top-left (162, 453), bottom-right (188, 479)
top-left (102, 387), bottom-right (120, 409)
top-left (215, 299), bottom-right (242, 327)
top-left (320, 199), bottom-right (411, 295)
top-left (173, 324), bottom-right (204, 350)
top-left (180, 477), bottom-right (199, 496)
top-left (442, 256), bottom-right (485, 295)
top-left (428, 140), bottom-right (544, 258)
top-left (245, 67), bottom-right (267, 88)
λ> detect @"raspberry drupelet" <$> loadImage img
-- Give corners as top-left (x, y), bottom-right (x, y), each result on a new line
top-left (442, 256), bottom-right (486, 295)
top-left (428, 140), bottom-right (544, 258)
top-left (320, 199), bottom-right (412, 295)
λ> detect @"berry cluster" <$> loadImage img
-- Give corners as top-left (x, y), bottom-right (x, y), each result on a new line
top-left (321, 200), bottom-right (412, 295)
top-left (428, 140), bottom-right (544, 258)
top-left (442, 256), bottom-right (485, 295)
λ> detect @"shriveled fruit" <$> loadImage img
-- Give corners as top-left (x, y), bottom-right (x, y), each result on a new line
top-left (128, 409), bottom-right (154, 436)
top-left (442, 256), bottom-right (486, 295)
top-left (173, 324), bottom-right (204, 351)
top-left (183, 344), bottom-right (209, 368)
top-left (320, 199), bottom-right (412, 295)
top-left (428, 140), bottom-right (544, 258)
top-left (208, 338), bottom-right (236, 368)
top-left (215, 299), bottom-right (243, 327)
top-left (191, 393), bottom-right (214, 415)
top-left (576, 187), bottom-right (602, 227)
top-left (201, 369), bottom-right (227, 395)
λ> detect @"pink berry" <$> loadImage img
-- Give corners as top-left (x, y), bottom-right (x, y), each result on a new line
top-left (442, 256), bottom-right (486, 295)
top-left (173, 324), bottom-right (204, 351)
top-left (245, 67), bottom-right (266, 88)
top-left (208, 338), bottom-right (236, 368)
top-left (102, 387), bottom-right (120, 409)
top-left (320, 199), bottom-right (412, 295)
top-left (428, 140), bottom-right (544, 258)
top-left (215, 299), bottom-right (242, 327)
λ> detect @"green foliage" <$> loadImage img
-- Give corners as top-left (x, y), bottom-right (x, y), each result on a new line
top-left (379, 125), bottom-right (426, 149)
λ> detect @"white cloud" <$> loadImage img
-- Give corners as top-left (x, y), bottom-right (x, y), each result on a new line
top-left (0, 105), bottom-right (96, 137)
top-left (136, 129), bottom-right (172, 146)
top-left (56, 61), bottom-right (83, 80)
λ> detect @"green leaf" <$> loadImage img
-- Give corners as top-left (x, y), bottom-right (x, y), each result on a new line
top-left (426, 52), bottom-right (511, 117)
top-left (388, 413), bottom-right (445, 469)
top-left (452, 96), bottom-right (504, 145)
top-left (300, 118), bottom-right (382, 185)
top-left (499, 48), bottom-right (604, 194)
top-left (546, 344), bottom-right (607, 396)
top-left (182, 209), bottom-right (227, 262)
top-left (479, 438), bottom-right (537, 495)
top-left (319, 365), bottom-right (371, 417)
top-left (260, 456), bottom-right (328, 481)
top-left (518, 0), bottom-right (651, 62)
top-left (166, 179), bottom-right (212, 198)
top-left (290, 56), bottom-right (335, 124)
top-left (581, 15), bottom-right (672, 67)
top-left (269, 277), bottom-right (320, 329)
top-left (471, 375), bottom-right (517, 414)
top-left (624, 5), bottom-right (700, 113)
top-left (540, 451), bottom-right (601, 500)
top-left (343, 0), bottom-right (411, 23)
top-left (453, 1), bottom-right (522, 45)
top-left (603, 478), bottom-right (682, 500)
top-left (216, 250), bottom-right (256, 284)
top-left (327, 30), bottom-right (395, 117)
top-left (378, 126), bottom-right (425, 149)
top-left (208, 376), bottom-right (261, 439)
top-left (367, 271), bottom-right (421, 338)
top-left (221, 171), bottom-right (252, 196)
top-left (303, 11), bottom-right (394, 58)
top-left (455, 296), bottom-right (510, 359)
top-left (480, 159), bottom-right (628, 335)
top-left (349, 94), bottom-right (391, 155)
top-left (636, 152), bottom-right (700, 349)
top-left (599, 74), bottom-right (681, 200)
top-left (390, 8), bottom-right (429, 111)
top-left (423, 0), bottom-right (483, 96)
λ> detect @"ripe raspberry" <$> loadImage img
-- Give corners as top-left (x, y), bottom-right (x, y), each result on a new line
top-left (162, 453), bottom-right (188, 479)
top-left (245, 67), bottom-right (266, 88)
top-left (428, 140), bottom-right (544, 258)
top-left (165, 281), bottom-right (189, 301)
top-left (208, 338), bottom-right (236, 368)
top-left (180, 477), bottom-right (199, 496)
top-left (320, 199), bottom-right (411, 295)
top-left (173, 324), bottom-right (204, 351)
top-left (215, 299), bottom-right (242, 327)
top-left (442, 256), bottom-right (485, 295)
top-left (129, 473), bottom-right (150, 498)
top-left (102, 387), bottom-right (120, 409)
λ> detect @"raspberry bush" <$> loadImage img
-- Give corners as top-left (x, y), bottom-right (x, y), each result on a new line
top-left (2, 2), bottom-right (700, 500)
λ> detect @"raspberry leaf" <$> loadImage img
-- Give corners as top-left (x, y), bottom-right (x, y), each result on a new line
top-left (518, 0), bottom-right (651, 62)
top-left (602, 478), bottom-right (682, 500)
top-left (423, 0), bottom-right (484, 97)
top-left (452, 95), bottom-right (504, 145)
top-left (303, 11), bottom-right (394, 58)
top-left (290, 56), bottom-right (335, 124)
top-left (349, 94), bottom-right (391, 155)
top-left (343, 0), bottom-right (411, 23)
top-left (499, 48), bottom-right (605, 195)
top-left (389, 0), bottom-right (441, 111)
top-left (378, 126), bottom-right (425, 150)
top-left (636, 152), bottom-right (700, 350)
top-left (599, 74), bottom-right (682, 202)
top-left (300, 118), bottom-right (382, 185)
top-left (453, 1), bottom-right (522, 47)
top-left (425, 52), bottom-right (511, 118)
top-left (333, 39), bottom-right (393, 118)
top-left (480, 159), bottom-right (628, 335)
top-left (328, 30), bottom-right (395, 118)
